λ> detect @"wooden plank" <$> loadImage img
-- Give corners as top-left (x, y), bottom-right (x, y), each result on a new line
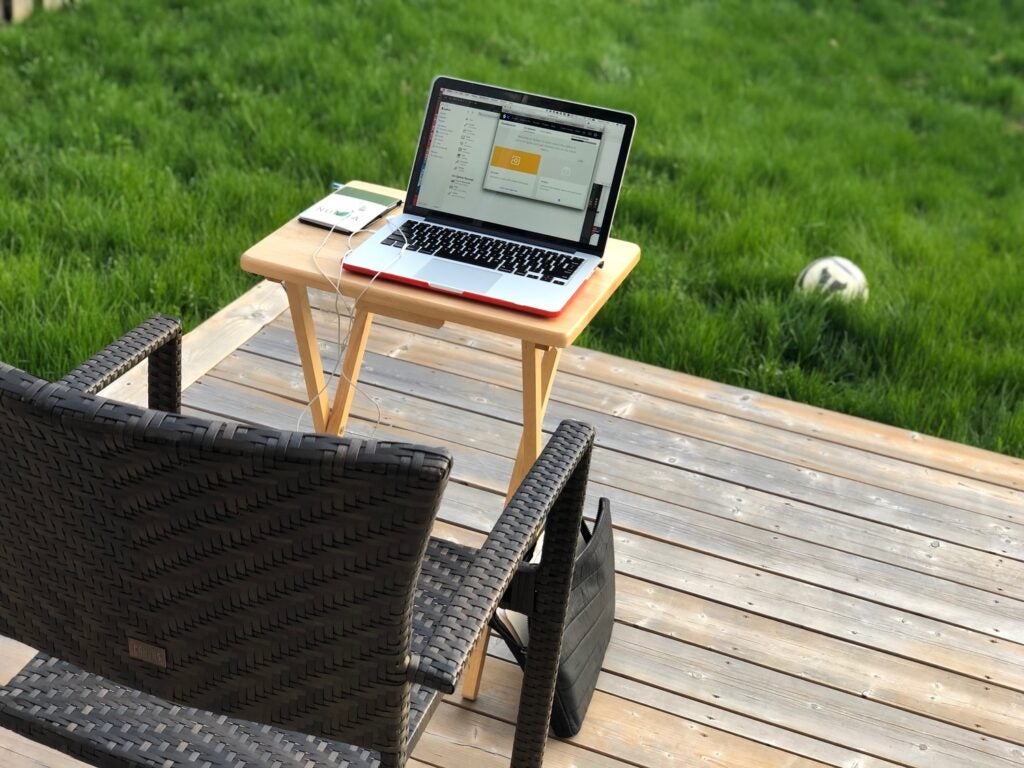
top-left (195, 351), bottom-right (1024, 645)
top-left (307, 325), bottom-right (1024, 638)
top-left (594, 675), bottom-right (895, 768)
top-left (183, 372), bottom-right (519, 492)
top-left (178, 303), bottom-right (1024, 602)
top-left (0, 729), bottom-right (93, 768)
top-left (613, 576), bottom-right (1024, 744)
top-left (568, 347), bottom-right (1024, 493)
top-left (482, 612), bottom-right (1024, 767)
top-left (599, 471), bottom-right (1024, 601)
top-left (442, 662), bottom-right (833, 768)
top-left (0, 636), bottom-right (35, 686)
top-left (590, 441), bottom-right (1024, 562)
top-left (590, 476), bottom-right (1024, 643)
top-left (437, 524), bottom-right (894, 767)
top-left (612, 529), bottom-right (1024, 692)
top-left (545, 374), bottom-right (1023, 524)
top-left (236, 329), bottom-right (1024, 583)
top-left (200, 351), bottom-right (525, 485)
top-left (608, 624), bottom-right (1022, 767)
top-left (413, 702), bottom-right (639, 768)
top-left (99, 279), bottom-right (288, 405)
top-left (484, 627), bottom-right (899, 767)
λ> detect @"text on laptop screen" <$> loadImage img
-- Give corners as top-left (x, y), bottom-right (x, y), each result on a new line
top-left (410, 87), bottom-right (628, 249)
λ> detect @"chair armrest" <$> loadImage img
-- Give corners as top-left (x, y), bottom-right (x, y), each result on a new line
top-left (57, 314), bottom-right (182, 413)
top-left (411, 419), bottom-right (595, 693)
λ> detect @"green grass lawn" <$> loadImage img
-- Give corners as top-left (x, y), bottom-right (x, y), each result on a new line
top-left (2, 0), bottom-right (1022, 456)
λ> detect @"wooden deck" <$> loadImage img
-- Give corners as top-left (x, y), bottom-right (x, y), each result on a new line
top-left (3, 280), bottom-right (1023, 768)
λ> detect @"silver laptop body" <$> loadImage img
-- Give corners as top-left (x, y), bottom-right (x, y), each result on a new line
top-left (343, 76), bottom-right (636, 316)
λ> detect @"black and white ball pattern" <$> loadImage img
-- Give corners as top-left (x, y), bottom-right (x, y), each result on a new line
top-left (796, 256), bottom-right (869, 300)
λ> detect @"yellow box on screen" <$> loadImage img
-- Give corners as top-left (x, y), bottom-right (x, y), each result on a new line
top-left (490, 146), bottom-right (541, 174)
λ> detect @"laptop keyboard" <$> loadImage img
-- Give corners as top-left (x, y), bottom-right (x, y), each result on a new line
top-left (381, 221), bottom-right (585, 284)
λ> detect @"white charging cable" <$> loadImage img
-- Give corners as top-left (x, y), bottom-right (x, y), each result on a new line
top-left (295, 216), bottom-right (409, 434)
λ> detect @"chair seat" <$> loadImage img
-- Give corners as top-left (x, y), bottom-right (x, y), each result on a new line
top-left (412, 536), bottom-right (476, 659)
top-left (0, 538), bottom-right (481, 768)
top-left (2, 654), bottom-right (438, 768)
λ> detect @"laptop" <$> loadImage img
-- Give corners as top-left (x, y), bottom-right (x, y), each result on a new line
top-left (343, 76), bottom-right (636, 316)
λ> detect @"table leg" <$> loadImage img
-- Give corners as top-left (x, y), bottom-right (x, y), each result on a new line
top-left (325, 308), bottom-right (374, 435)
top-left (285, 282), bottom-right (328, 433)
top-left (507, 341), bottom-right (562, 503)
top-left (462, 341), bottom-right (562, 702)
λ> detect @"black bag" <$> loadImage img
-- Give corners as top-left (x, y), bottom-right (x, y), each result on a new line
top-left (491, 499), bottom-right (615, 737)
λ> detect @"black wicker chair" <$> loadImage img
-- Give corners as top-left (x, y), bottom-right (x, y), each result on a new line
top-left (0, 314), bottom-right (598, 768)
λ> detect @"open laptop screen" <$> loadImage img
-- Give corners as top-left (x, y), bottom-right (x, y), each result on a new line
top-left (404, 77), bottom-right (635, 256)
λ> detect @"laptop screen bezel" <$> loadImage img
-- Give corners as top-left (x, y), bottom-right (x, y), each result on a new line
top-left (402, 76), bottom-right (636, 257)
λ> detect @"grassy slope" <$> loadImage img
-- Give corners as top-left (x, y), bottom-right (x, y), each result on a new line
top-left (1, 0), bottom-right (1022, 454)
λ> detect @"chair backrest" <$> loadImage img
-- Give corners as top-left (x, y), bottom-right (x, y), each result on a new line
top-left (0, 363), bottom-right (452, 757)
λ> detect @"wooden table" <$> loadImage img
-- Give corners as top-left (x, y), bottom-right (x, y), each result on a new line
top-left (241, 180), bottom-right (640, 696)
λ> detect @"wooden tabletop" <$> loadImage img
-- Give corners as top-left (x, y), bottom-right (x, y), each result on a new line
top-left (241, 181), bottom-right (641, 348)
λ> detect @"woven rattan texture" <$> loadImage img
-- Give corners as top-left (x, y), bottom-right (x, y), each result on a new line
top-left (0, 358), bottom-right (452, 763)
top-left (0, 653), bottom-right (440, 768)
top-left (58, 314), bottom-right (182, 412)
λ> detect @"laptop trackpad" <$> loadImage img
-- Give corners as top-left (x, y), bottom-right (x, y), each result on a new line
top-left (415, 259), bottom-right (501, 294)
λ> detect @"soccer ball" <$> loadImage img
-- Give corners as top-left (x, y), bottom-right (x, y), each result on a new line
top-left (796, 256), bottom-right (869, 300)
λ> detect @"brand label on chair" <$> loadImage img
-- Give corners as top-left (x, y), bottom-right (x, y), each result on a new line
top-left (128, 638), bottom-right (168, 668)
